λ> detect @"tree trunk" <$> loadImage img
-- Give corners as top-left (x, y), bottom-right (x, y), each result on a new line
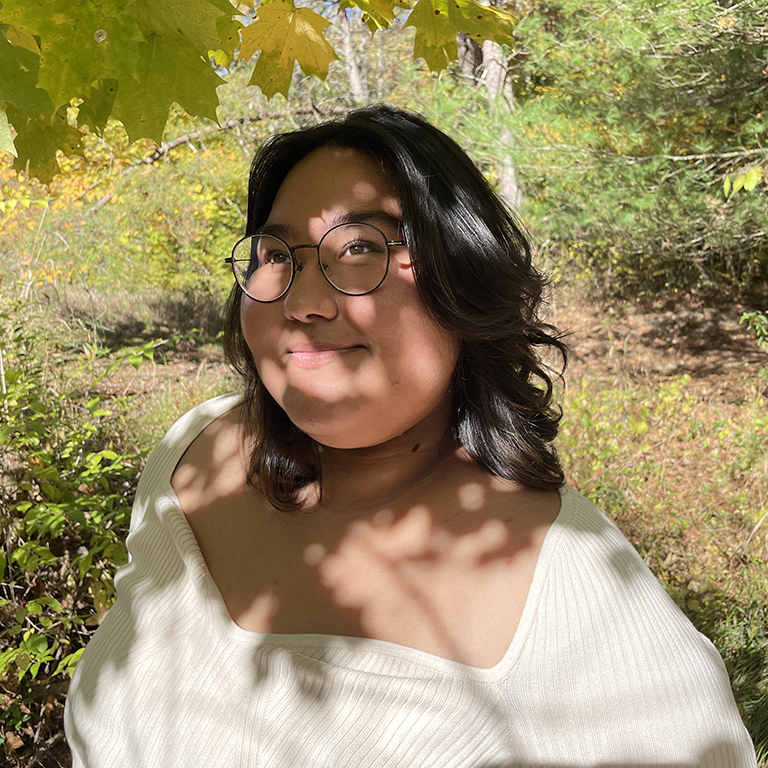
top-left (457, 33), bottom-right (483, 84)
top-left (339, 11), bottom-right (368, 105)
top-left (481, 40), bottom-right (521, 211)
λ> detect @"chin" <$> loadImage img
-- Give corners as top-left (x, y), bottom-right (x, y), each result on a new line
top-left (302, 428), bottom-right (382, 451)
top-left (296, 419), bottom-right (399, 451)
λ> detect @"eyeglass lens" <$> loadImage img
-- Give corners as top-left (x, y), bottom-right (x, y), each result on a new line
top-left (231, 223), bottom-right (390, 301)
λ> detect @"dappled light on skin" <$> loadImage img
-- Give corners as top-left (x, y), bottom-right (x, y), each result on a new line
top-left (304, 503), bottom-right (517, 667)
top-left (458, 481), bottom-right (487, 512)
top-left (253, 487), bottom-right (549, 667)
top-left (170, 395), bottom-right (561, 667)
top-left (171, 404), bottom-right (559, 669)
top-left (241, 147), bottom-right (460, 452)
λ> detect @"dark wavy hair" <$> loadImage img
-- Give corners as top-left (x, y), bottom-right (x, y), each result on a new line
top-left (223, 105), bottom-right (567, 512)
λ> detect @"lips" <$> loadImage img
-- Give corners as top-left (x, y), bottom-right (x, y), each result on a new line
top-left (286, 341), bottom-right (364, 368)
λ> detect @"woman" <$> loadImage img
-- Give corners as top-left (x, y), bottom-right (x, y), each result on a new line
top-left (65, 106), bottom-right (757, 767)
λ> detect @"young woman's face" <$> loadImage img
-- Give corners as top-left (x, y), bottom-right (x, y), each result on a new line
top-left (241, 147), bottom-right (459, 450)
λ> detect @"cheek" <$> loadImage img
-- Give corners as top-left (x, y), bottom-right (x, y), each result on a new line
top-left (240, 299), bottom-right (281, 375)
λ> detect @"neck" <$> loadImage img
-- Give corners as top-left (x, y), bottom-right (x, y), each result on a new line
top-left (302, 404), bottom-right (457, 516)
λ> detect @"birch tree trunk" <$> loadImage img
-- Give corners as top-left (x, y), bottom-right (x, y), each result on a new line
top-left (457, 33), bottom-right (483, 85)
top-left (482, 39), bottom-right (522, 211)
top-left (339, 11), bottom-right (368, 105)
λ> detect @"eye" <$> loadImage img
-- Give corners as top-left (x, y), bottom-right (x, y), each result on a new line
top-left (338, 239), bottom-right (383, 259)
top-left (262, 249), bottom-right (290, 265)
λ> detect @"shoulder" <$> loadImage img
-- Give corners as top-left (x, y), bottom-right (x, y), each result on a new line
top-left (544, 486), bottom-right (690, 620)
top-left (535, 486), bottom-right (727, 679)
top-left (515, 486), bottom-right (756, 760)
top-left (131, 393), bottom-right (245, 531)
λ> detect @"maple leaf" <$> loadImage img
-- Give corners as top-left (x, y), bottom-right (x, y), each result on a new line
top-left (406, 0), bottom-right (516, 70)
top-left (0, 28), bottom-right (54, 116)
top-left (216, 12), bottom-right (242, 59)
top-left (77, 78), bottom-right (118, 135)
top-left (8, 104), bottom-right (84, 183)
top-left (113, 34), bottom-right (224, 143)
top-left (248, 48), bottom-right (293, 100)
top-left (341, 0), bottom-right (399, 33)
top-left (5, 26), bottom-right (40, 54)
top-left (239, 0), bottom-right (337, 91)
top-left (0, 0), bottom-right (145, 109)
top-left (125, 0), bottom-right (240, 57)
top-left (0, 104), bottom-right (18, 157)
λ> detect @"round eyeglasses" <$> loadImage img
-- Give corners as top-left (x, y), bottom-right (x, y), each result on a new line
top-left (226, 222), bottom-right (407, 303)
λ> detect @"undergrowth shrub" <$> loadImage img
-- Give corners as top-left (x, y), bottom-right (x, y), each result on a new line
top-left (559, 374), bottom-right (768, 757)
top-left (0, 297), bottom-right (148, 755)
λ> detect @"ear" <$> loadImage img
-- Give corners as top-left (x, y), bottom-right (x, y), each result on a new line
top-left (393, 252), bottom-right (413, 269)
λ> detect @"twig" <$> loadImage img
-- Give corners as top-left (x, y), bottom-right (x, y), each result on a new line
top-left (742, 509), bottom-right (768, 554)
top-left (135, 107), bottom-right (350, 167)
top-left (23, 731), bottom-right (65, 768)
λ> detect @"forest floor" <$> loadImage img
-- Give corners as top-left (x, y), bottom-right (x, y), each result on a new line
top-left (552, 289), bottom-right (767, 401)
top-left (5, 288), bottom-right (767, 767)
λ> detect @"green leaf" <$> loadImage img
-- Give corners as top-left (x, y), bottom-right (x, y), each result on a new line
top-left (23, 634), bottom-right (48, 655)
top-left (405, 0), bottom-right (457, 68)
top-left (216, 11), bottom-right (241, 60)
top-left (0, 27), bottom-right (54, 116)
top-left (29, 596), bottom-right (63, 613)
top-left (53, 647), bottom-right (85, 676)
top-left (9, 104), bottom-right (83, 183)
top-left (732, 173), bottom-right (746, 193)
top-left (112, 33), bottom-right (223, 143)
top-left (77, 78), bottom-right (118, 135)
top-left (65, 507), bottom-right (87, 525)
top-left (723, 175), bottom-right (731, 197)
top-left (125, 0), bottom-right (234, 57)
top-left (744, 166), bottom-right (761, 192)
top-left (5, 25), bottom-right (41, 54)
top-left (406, 0), bottom-right (517, 70)
top-left (341, 0), bottom-right (399, 32)
top-left (0, 0), bottom-right (145, 109)
top-left (0, 103), bottom-right (17, 157)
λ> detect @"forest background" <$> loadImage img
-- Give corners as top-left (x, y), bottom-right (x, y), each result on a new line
top-left (1, 0), bottom-right (767, 764)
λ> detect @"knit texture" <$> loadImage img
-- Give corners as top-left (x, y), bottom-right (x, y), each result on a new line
top-left (65, 394), bottom-right (757, 768)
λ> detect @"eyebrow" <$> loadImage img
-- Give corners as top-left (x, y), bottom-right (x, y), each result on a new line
top-left (258, 210), bottom-right (404, 241)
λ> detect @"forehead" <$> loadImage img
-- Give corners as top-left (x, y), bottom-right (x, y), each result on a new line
top-left (265, 147), bottom-right (402, 235)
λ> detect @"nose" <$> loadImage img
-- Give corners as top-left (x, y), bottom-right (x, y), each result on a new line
top-left (282, 246), bottom-right (338, 322)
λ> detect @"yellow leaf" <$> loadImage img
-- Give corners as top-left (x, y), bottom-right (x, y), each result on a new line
top-left (209, 48), bottom-right (230, 66)
top-left (0, 105), bottom-right (18, 158)
top-left (341, 0), bottom-right (398, 31)
top-left (247, 48), bottom-right (293, 98)
top-left (716, 16), bottom-right (737, 29)
top-left (240, 2), bottom-right (293, 60)
top-left (280, 8), bottom-right (336, 77)
top-left (239, 2), bottom-right (337, 80)
top-left (732, 173), bottom-right (746, 193)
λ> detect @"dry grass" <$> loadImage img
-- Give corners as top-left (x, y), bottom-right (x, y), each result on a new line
top-left (553, 287), bottom-right (768, 759)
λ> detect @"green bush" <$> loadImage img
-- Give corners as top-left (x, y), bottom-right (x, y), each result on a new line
top-left (0, 297), bottom-right (146, 749)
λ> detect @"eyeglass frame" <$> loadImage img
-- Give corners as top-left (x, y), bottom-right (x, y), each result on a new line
top-left (225, 222), bottom-right (408, 303)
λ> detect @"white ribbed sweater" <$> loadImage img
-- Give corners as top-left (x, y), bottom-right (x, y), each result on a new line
top-left (65, 394), bottom-right (757, 768)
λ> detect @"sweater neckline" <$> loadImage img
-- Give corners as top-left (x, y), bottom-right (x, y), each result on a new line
top-left (149, 393), bottom-right (572, 683)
